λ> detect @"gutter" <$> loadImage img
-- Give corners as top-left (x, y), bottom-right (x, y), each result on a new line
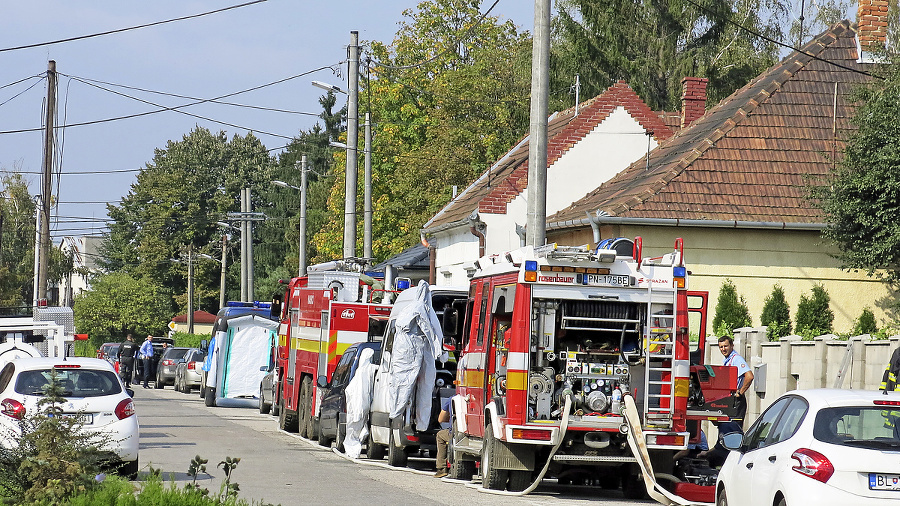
top-left (467, 211), bottom-right (486, 258)
top-left (547, 213), bottom-right (826, 232)
top-left (419, 232), bottom-right (436, 285)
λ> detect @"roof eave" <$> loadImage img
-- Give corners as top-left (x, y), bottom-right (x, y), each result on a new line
top-left (546, 215), bottom-right (826, 232)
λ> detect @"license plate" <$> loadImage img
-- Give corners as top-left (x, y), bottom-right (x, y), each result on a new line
top-left (869, 473), bottom-right (900, 490)
top-left (582, 274), bottom-right (630, 287)
top-left (53, 413), bottom-right (93, 424)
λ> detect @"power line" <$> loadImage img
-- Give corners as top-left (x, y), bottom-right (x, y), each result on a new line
top-left (0, 75), bottom-right (45, 108)
top-left (0, 0), bottom-right (268, 53)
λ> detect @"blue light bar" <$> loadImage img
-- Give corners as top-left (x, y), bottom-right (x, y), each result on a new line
top-left (525, 260), bottom-right (538, 272)
top-left (673, 266), bottom-right (686, 277)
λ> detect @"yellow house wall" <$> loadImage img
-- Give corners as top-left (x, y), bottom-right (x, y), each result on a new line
top-left (547, 225), bottom-right (895, 334)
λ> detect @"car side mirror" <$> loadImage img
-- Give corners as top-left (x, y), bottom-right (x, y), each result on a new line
top-left (722, 432), bottom-right (744, 450)
top-left (316, 375), bottom-right (328, 388)
top-left (260, 365), bottom-right (269, 372)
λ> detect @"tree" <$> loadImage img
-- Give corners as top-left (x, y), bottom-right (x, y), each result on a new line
top-left (552, 0), bottom-right (787, 111)
top-left (853, 307), bottom-right (878, 335)
top-left (101, 127), bottom-right (276, 311)
top-left (72, 272), bottom-right (172, 348)
top-left (817, 62), bottom-right (900, 295)
top-left (312, 0), bottom-right (532, 262)
top-left (795, 284), bottom-right (834, 337)
top-left (712, 279), bottom-right (752, 336)
top-left (760, 284), bottom-right (791, 340)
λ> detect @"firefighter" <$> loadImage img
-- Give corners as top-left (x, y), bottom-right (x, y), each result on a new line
top-left (879, 346), bottom-right (900, 432)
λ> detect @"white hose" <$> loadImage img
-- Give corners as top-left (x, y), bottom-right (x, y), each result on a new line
top-left (464, 396), bottom-right (573, 496)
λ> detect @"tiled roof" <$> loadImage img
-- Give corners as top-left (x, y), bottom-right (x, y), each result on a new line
top-left (372, 243), bottom-right (430, 271)
top-left (172, 310), bottom-right (218, 324)
top-left (549, 21), bottom-right (871, 226)
top-left (423, 81), bottom-right (676, 231)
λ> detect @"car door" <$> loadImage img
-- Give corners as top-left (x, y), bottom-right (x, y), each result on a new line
top-left (747, 396), bottom-right (809, 504)
top-left (722, 396), bottom-right (792, 505)
top-left (320, 346), bottom-right (357, 436)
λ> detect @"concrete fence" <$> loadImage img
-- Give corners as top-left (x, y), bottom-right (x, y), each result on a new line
top-left (702, 327), bottom-right (899, 440)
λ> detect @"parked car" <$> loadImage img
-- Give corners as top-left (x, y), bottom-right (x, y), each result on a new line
top-left (97, 342), bottom-right (119, 361)
top-left (0, 357), bottom-right (139, 478)
top-left (174, 348), bottom-right (206, 393)
top-left (132, 336), bottom-right (175, 386)
top-left (258, 342), bottom-right (277, 415)
top-left (315, 341), bottom-right (382, 450)
top-left (716, 388), bottom-right (900, 506)
top-left (155, 347), bottom-right (191, 389)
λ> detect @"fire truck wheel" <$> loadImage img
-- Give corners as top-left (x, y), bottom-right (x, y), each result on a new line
top-left (279, 403), bottom-right (299, 432)
top-left (481, 422), bottom-right (509, 490)
top-left (620, 469), bottom-right (647, 500)
top-left (298, 377), bottom-right (312, 438)
top-left (508, 470), bottom-right (532, 492)
top-left (387, 429), bottom-right (408, 467)
top-left (204, 387), bottom-right (216, 407)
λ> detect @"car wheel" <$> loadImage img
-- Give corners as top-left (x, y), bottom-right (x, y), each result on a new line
top-left (199, 385), bottom-right (206, 399)
top-left (482, 422), bottom-right (509, 490)
top-left (387, 428), bottom-right (408, 467)
top-left (204, 387), bottom-right (216, 407)
top-left (272, 395), bottom-right (280, 417)
top-left (154, 372), bottom-right (163, 389)
top-left (716, 487), bottom-right (728, 506)
top-left (259, 386), bottom-right (271, 415)
top-left (317, 419), bottom-right (332, 448)
top-left (119, 459), bottom-right (139, 480)
top-left (336, 423), bottom-right (346, 453)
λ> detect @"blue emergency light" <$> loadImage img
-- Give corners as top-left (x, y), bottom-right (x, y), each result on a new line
top-left (673, 266), bottom-right (686, 278)
top-left (525, 260), bottom-right (538, 272)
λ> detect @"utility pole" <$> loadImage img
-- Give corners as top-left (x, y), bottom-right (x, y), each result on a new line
top-left (219, 234), bottom-right (227, 310)
top-left (526, 1), bottom-right (550, 248)
top-left (240, 188), bottom-right (248, 301)
top-left (229, 189), bottom-right (264, 302)
top-left (36, 60), bottom-right (56, 307)
top-left (187, 245), bottom-right (194, 334)
top-left (343, 31), bottom-right (360, 259)
top-left (299, 155), bottom-right (308, 276)
top-left (363, 112), bottom-right (372, 262)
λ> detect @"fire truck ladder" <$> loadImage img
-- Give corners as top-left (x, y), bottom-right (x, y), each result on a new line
top-left (641, 275), bottom-right (678, 430)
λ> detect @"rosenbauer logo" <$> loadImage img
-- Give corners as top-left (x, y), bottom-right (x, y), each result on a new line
top-left (538, 274), bottom-right (575, 283)
top-left (340, 309), bottom-right (356, 319)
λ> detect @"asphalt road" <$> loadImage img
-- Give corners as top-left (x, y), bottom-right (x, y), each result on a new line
top-left (132, 385), bottom-right (654, 506)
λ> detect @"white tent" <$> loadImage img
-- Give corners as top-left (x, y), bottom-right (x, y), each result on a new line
top-left (207, 314), bottom-right (278, 404)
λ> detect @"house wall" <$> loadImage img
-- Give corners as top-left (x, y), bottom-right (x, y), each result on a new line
top-left (433, 230), bottom-right (481, 286)
top-left (547, 224), bottom-right (895, 335)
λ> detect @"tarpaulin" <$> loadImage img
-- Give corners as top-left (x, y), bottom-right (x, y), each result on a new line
top-left (343, 347), bottom-right (377, 458)
top-left (387, 280), bottom-right (446, 430)
top-left (207, 315), bottom-right (279, 400)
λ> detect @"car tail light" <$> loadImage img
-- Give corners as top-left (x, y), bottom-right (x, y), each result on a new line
top-left (874, 400), bottom-right (900, 407)
top-left (162, 359), bottom-right (173, 366)
top-left (53, 364), bottom-right (81, 369)
top-left (188, 362), bottom-right (196, 370)
top-left (1, 399), bottom-right (26, 419)
top-left (791, 448), bottom-right (834, 483)
top-left (115, 399), bottom-right (135, 420)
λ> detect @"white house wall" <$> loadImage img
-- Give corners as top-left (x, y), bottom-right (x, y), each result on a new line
top-left (433, 230), bottom-right (480, 286)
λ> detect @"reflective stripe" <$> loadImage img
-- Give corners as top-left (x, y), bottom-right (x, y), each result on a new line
top-left (507, 352), bottom-right (528, 371)
top-left (673, 359), bottom-right (689, 380)
top-left (507, 370), bottom-right (527, 391)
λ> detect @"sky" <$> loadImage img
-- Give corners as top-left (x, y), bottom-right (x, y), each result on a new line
top-left (0, 1), bottom-right (536, 242)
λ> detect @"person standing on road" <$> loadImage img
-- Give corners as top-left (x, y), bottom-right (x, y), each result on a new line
top-left (434, 397), bottom-right (452, 478)
top-left (139, 335), bottom-right (154, 388)
top-left (117, 334), bottom-right (137, 388)
top-left (718, 335), bottom-right (753, 428)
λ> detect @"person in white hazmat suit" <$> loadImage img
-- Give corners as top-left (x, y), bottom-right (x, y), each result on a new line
top-left (388, 280), bottom-right (448, 431)
top-left (343, 347), bottom-right (378, 458)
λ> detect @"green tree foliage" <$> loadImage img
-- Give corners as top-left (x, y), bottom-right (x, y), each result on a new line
top-left (313, 0), bottom-right (532, 262)
top-left (788, 0), bottom-right (853, 47)
top-left (712, 279), bottom-right (752, 336)
top-left (0, 173), bottom-right (75, 312)
top-left (760, 284), bottom-right (792, 340)
top-left (795, 284), bottom-right (835, 337)
top-left (73, 272), bottom-right (172, 348)
top-left (552, 0), bottom-right (786, 111)
top-left (101, 128), bottom-right (276, 310)
top-left (816, 62), bottom-right (900, 292)
top-left (852, 307), bottom-right (878, 335)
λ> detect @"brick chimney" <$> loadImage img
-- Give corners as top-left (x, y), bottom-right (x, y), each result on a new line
top-left (681, 77), bottom-right (708, 129)
top-left (857, 0), bottom-right (889, 51)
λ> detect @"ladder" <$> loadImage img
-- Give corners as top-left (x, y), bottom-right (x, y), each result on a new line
top-left (641, 266), bottom-right (678, 429)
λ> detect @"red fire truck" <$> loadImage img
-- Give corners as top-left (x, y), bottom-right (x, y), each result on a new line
top-left (270, 262), bottom-right (392, 438)
top-left (448, 238), bottom-right (737, 497)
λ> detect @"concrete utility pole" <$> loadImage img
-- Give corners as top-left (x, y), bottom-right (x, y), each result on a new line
top-left (240, 188), bottom-right (248, 301)
top-left (526, 0), bottom-right (550, 248)
top-left (343, 31), bottom-right (360, 259)
top-left (187, 245), bottom-right (194, 334)
top-left (219, 234), bottom-right (227, 310)
top-left (229, 188), bottom-right (265, 302)
top-left (299, 155), bottom-right (308, 276)
top-left (36, 60), bottom-right (57, 306)
top-left (363, 112), bottom-right (372, 262)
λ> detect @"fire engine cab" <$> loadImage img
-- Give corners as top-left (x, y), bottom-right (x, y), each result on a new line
top-left (270, 261), bottom-right (392, 438)
top-left (449, 238), bottom-right (732, 496)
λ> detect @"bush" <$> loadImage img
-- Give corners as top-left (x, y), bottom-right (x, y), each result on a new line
top-left (712, 279), bottom-right (752, 337)
top-left (760, 285), bottom-right (792, 340)
top-left (172, 332), bottom-right (210, 348)
top-left (795, 284), bottom-right (834, 338)
top-left (852, 307), bottom-right (878, 335)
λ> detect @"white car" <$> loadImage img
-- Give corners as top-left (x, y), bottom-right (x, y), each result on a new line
top-left (0, 357), bottom-right (139, 478)
top-left (716, 388), bottom-right (900, 506)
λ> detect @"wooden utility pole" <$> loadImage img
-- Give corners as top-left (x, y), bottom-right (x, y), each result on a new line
top-left (36, 60), bottom-right (57, 306)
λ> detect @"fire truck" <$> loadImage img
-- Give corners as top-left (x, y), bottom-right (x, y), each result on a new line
top-left (448, 238), bottom-right (737, 497)
top-left (270, 261), bottom-right (392, 438)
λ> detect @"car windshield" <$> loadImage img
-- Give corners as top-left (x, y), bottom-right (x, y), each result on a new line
top-left (15, 369), bottom-right (123, 397)
top-left (813, 406), bottom-right (900, 449)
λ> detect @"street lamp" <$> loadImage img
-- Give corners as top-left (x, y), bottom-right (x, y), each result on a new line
top-left (312, 80), bottom-right (347, 95)
top-left (197, 253), bottom-right (226, 310)
top-left (271, 155), bottom-right (308, 276)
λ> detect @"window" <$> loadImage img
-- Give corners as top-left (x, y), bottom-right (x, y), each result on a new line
top-left (743, 396), bottom-right (791, 450)
top-left (767, 397), bottom-right (808, 445)
top-left (331, 348), bottom-right (357, 386)
top-left (0, 364), bottom-right (14, 392)
top-left (15, 369), bottom-right (122, 397)
top-left (476, 284), bottom-right (490, 347)
top-left (814, 406), bottom-right (900, 448)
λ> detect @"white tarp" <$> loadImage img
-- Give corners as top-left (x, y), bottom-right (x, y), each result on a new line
top-left (209, 315), bottom-right (279, 399)
top-left (387, 280), bottom-right (446, 430)
top-left (343, 347), bottom-right (377, 458)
